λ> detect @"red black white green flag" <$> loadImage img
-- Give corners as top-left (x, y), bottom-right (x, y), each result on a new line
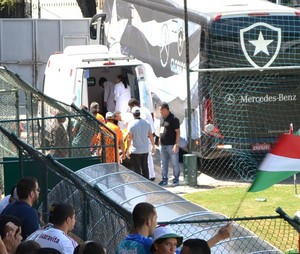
top-left (248, 134), bottom-right (300, 192)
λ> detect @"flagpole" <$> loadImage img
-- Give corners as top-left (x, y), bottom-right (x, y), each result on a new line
top-left (294, 174), bottom-right (298, 195)
top-left (298, 234), bottom-right (300, 254)
top-left (290, 123), bottom-right (299, 196)
top-left (231, 190), bottom-right (249, 219)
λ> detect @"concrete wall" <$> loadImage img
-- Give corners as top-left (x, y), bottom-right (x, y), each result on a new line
top-left (0, 18), bottom-right (91, 91)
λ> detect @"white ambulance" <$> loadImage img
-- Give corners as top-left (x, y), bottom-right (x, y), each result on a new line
top-left (42, 44), bottom-right (153, 112)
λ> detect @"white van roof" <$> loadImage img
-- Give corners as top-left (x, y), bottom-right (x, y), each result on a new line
top-left (55, 45), bottom-right (143, 68)
top-left (64, 45), bottom-right (109, 55)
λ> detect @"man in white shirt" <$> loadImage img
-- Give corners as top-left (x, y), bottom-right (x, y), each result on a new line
top-left (103, 78), bottom-right (115, 113)
top-left (27, 203), bottom-right (78, 254)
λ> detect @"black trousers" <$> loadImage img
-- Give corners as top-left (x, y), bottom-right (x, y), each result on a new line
top-left (130, 153), bottom-right (149, 179)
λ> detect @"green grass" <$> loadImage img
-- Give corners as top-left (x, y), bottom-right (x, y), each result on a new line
top-left (184, 184), bottom-right (300, 217)
top-left (183, 184), bottom-right (300, 253)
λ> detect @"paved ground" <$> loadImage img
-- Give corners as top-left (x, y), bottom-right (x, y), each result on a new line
top-left (151, 149), bottom-right (246, 196)
top-left (151, 149), bottom-right (297, 196)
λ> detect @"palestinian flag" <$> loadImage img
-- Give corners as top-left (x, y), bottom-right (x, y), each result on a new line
top-left (248, 133), bottom-right (300, 192)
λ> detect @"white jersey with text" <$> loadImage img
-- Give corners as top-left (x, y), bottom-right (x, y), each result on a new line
top-left (27, 227), bottom-right (78, 254)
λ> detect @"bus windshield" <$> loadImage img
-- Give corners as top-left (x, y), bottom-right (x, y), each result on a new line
top-left (202, 14), bottom-right (300, 150)
top-left (209, 15), bottom-right (300, 68)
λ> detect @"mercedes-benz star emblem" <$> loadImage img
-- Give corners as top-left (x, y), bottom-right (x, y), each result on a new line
top-left (159, 23), bottom-right (170, 68)
top-left (224, 94), bottom-right (235, 105)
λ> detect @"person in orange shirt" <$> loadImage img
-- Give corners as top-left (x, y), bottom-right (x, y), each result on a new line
top-left (90, 102), bottom-right (105, 124)
top-left (90, 102), bottom-right (105, 154)
top-left (99, 112), bottom-right (125, 163)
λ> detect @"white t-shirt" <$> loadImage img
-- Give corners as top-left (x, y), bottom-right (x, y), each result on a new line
top-left (27, 227), bottom-right (78, 254)
top-left (140, 107), bottom-right (155, 133)
top-left (0, 195), bottom-right (10, 214)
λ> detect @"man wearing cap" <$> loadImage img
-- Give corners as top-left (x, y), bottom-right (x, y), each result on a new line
top-left (127, 107), bottom-right (156, 179)
top-left (128, 98), bottom-right (156, 181)
top-left (98, 112), bottom-right (125, 163)
top-left (99, 112), bottom-right (125, 163)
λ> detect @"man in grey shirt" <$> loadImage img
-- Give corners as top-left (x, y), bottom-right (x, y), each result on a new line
top-left (127, 107), bottom-right (156, 179)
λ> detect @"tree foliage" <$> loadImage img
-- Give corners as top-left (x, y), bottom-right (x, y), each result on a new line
top-left (0, 0), bottom-right (14, 10)
top-left (0, 0), bottom-right (97, 18)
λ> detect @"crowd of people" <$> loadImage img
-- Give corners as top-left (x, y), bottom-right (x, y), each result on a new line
top-left (48, 73), bottom-right (129, 159)
top-left (0, 177), bottom-right (108, 254)
top-left (0, 179), bottom-right (232, 254)
top-left (0, 74), bottom-right (217, 253)
top-left (49, 74), bottom-right (182, 187)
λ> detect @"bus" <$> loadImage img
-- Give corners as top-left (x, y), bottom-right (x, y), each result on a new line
top-left (269, 0), bottom-right (300, 8)
top-left (92, 0), bottom-right (300, 177)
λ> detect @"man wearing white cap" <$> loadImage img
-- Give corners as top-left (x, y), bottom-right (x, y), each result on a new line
top-left (127, 107), bottom-right (156, 179)
top-left (128, 98), bottom-right (156, 181)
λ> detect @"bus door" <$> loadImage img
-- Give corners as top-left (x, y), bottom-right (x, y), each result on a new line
top-left (135, 65), bottom-right (153, 113)
top-left (73, 68), bottom-right (86, 107)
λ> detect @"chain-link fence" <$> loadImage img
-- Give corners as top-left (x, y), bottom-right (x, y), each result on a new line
top-left (1, 60), bottom-right (300, 188)
top-left (162, 217), bottom-right (299, 254)
top-left (0, 125), bottom-right (131, 250)
top-left (0, 125), bottom-right (298, 254)
top-left (0, 67), bottom-right (119, 190)
top-left (0, 57), bottom-right (299, 253)
top-left (185, 66), bottom-right (300, 183)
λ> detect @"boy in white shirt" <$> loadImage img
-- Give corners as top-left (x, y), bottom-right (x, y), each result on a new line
top-left (27, 203), bottom-right (78, 254)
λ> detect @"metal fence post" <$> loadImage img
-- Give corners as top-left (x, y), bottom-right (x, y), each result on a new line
top-left (183, 154), bottom-right (197, 187)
